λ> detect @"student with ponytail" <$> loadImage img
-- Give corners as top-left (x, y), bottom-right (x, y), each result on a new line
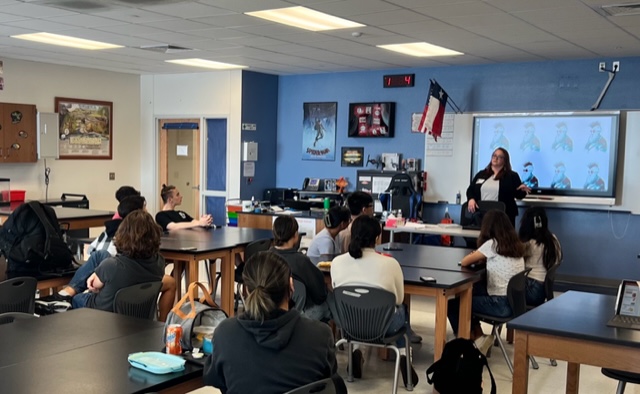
top-left (519, 206), bottom-right (562, 306)
top-left (204, 251), bottom-right (345, 394)
top-left (331, 215), bottom-right (419, 388)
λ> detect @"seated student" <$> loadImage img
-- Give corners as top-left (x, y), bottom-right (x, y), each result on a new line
top-left (112, 185), bottom-right (141, 219)
top-left (338, 191), bottom-right (374, 254)
top-left (84, 195), bottom-right (176, 321)
top-left (156, 184), bottom-right (212, 231)
top-left (307, 206), bottom-right (350, 258)
top-left (518, 207), bottom-right (562, 306)
top-left (331, 215), bottom-right (419, 387)
top-left (52, 210), bottom-right (166, 314)
top-left (204, 251), bottom-right (345, 394)
top-left (270, 216), bottom-right (330, 321)
top-left (447, 210), bottom-right (525, 352)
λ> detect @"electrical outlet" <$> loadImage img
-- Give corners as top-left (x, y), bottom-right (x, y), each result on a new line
top-left (613, 61), bottom-right (620, 72)
top-left (109, 172), bottom-right (115, 180)
top-left (599, 62), bottom-right (606, 72)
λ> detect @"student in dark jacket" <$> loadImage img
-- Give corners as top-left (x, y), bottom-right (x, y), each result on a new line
top-left (466, 147), bottom-right (531, 225)
top-left (270, 216), bottom-right (330, 321)
top-left (204, 251), bottom-right (345, 394)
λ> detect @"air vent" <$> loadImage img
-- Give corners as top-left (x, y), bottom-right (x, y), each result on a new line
top-left (139, 45), bottom-right (196, 54)
top-left (600, 2), bottom-right (640, 16)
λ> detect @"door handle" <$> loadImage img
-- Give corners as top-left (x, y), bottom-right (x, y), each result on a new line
top-left (192, 185), bottom-right (200, 191)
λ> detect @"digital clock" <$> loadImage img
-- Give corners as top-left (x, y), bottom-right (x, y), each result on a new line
top-left (383, 74), bottom-right (415, 88)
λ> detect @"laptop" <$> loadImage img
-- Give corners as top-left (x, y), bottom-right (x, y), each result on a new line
top-left (607, 280), bottom-right (640, 330)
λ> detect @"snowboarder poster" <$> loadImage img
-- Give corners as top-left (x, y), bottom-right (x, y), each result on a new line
top-left (302, 102), bottom-right (336, 161)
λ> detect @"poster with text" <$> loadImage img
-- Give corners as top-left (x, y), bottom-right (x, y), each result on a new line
top-left (302, 102), bottom-right (336, 161)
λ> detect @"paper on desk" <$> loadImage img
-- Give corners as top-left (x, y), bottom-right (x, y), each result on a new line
top-left (402, 222), bottom-right (426, 229)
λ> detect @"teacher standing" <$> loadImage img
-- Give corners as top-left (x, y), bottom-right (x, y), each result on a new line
top-left (466, 148), bottom-right (530, 225)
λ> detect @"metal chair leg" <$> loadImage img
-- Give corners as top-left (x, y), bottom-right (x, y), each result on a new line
top-left (495, 325), bottom-right (514, 374)
top-left (550, 359), bottom-right (558, 366)
top-left (617, 380), bottom-right (626, 394)
top-left (404, 334), bottom-right (414, 391)
top-left (529, 355), bottom-right (539, 370)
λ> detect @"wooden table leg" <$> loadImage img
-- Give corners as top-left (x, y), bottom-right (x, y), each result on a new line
top-left (187, 256), bottom-right (199, 299)
top-left (512, 330), bottom-right (530, 394)
top-left (457, 287), bottom-right (472, 339)
top-left (566, 362), bottom-right (580, 394)
top-left (171, 261), bottom-right (184, 301)
top-left (220, 250), bottom-right (235, 317)
top-left (434, 290), bottom-right (448, 360)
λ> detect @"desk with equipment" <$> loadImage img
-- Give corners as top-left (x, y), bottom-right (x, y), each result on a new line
top-left (0, 205), bottom-right (113, 230)
top-left (509, 291), bottom-right (640, 394)
top-left (0, 309), bottom-right (203, 393)
top-left (160, 227), bottom-right (273, 317)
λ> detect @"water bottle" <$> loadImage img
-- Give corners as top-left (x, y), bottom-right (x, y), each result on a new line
top-left (444, 207), bottom-right (451, 219)
top-left (397, 209), bottom-right (403, 220)
top-left (323, 197), bottom-right (330, 212)
top-left (455, 191), bottom-right (461, 205)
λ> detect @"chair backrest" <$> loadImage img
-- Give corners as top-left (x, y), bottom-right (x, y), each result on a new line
top-left (544, 262), bottom-right (561, 301)
top-left (292, 279), bottom-right (307, 312)
top-left (113, 281), bottom-right (163, 320)
top-left (244, 238), bottom-right (272, 261)
top-left (332, 286), bottom-right (396, 343)
top-left (0, 277), bottom-right (37, 315)
top-left (507, 268), bottom-right (532, 318)
top-left (284, 377), bottom-right (336, 394)
top-left (460, 200), bottom-right (506, 227)
top-left (0, 312), bottom-right (37, 325)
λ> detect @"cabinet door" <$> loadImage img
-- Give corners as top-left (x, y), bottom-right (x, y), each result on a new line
top-left (2, 103), bottom-right (37, 163)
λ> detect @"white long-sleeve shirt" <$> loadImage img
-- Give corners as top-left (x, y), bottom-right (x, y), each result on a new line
top-left (331, 248), bottom-right (404, 305)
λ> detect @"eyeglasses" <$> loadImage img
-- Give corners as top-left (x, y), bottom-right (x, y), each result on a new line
top-left (492, 154), bottom-right (505, 160)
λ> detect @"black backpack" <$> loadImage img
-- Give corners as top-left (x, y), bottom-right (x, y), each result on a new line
top-left (0, 201), bottom-right (75, 276)
top-left (426, 338), bottom-right (496, 394)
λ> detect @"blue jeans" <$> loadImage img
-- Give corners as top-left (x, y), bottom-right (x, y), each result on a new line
top-left (72, 292), bottom-right (93, 309)
top-left (448, 283), bottom-right (512, 335)
top-left (68, 250), bottom-right (111, 295)
top-left (526, 278), bottom-right (546, 307)
top-left (386, 305), bottom-right (408, 348)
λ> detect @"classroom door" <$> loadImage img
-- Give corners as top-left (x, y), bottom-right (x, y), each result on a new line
top-left (202, 118), bottom-right (228, 227)
top-left (159, 119), bottom-right (201, 217)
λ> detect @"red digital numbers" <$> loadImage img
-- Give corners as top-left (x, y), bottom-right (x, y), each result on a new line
top-left (383, 74), bottom-right (415, 88)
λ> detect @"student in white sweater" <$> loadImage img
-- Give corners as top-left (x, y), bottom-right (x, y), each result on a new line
top-left (331, 215), bottom-right (418, 388)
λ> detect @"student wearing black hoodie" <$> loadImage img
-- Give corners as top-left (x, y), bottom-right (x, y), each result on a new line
top-left (204, 251), bottom-right (345, 394)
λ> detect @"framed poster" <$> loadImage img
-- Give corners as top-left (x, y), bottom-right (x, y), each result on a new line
top-left (55, 97), bottom-right (113, 159)
top-left (341, 147), bottom-right (364, 167)
top-left (302, 102), bottom-right (336, 161)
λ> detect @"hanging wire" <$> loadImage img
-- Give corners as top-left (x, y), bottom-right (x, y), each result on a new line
top-left (44, 158), bottom-right (51, 202)
top-left (608, 210), bottom-right (631, 240)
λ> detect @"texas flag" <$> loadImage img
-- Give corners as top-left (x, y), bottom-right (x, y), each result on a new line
top-left (418, 80), bottom-right (448, 141)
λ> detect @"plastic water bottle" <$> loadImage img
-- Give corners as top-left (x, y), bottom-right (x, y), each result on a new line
top-left (444, 207), bottom-right (451, 220)
top-left (397, 209), bottom-right (403, 220)
top-left (323, 197), bottom-right (330, 212)
top-left (456, 191), bottom-right (461, 205)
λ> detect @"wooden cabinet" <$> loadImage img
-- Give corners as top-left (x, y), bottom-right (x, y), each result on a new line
top-left (238, 212), bottom-right (324, 234)
top-left (0, 102), bottom-right (38, 163)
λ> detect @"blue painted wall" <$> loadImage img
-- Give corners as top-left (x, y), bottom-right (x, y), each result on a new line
top-left (276, 57), bottom-right (640, 287)
top-left (240, 70), bottom-right (279, 200)
top-left (277, 56), bottom-right (640, 190)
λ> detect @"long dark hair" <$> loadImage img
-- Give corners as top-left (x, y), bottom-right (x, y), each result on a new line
top-left (477, 210), bottom-right (524, 258)
top-left (348, 216), bottom-right (381, 259)
top-left (483, 148), bottom-right (512, 180)
top-left (114, 210), bottom-right (162, 259)
top-left (518, 207), bottom-right (562, 270)
top-left (242, 251), bottom-right (291, 322)
top-left (272, 216), bottom-right (298, 246)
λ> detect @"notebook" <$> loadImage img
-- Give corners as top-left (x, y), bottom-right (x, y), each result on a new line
top-left (607, 280), bottom-right (640, 330)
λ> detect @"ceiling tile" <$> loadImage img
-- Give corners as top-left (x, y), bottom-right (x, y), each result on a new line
top-left (47, 14), bottom-right (127, 28)
top-left (413, 1), bottom-right (500, 18)
top-left (195, 0), bottom-right (294, 13)
top-left (0, 3), bottom-right (76, 18)
top-left (142, 19), bottom-right (215, 32)
top-left (91, 8), bottom-right (173, 24)
top-left (311, 0), bottom-right (400, 16)
top-left (192, 13), bottom-right (267, 28)
top-left (140, 3), bottom-right (233, 19)
top-left (350, 9), bottom-right (431, 25)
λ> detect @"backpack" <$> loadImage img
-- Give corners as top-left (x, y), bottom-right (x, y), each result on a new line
top-left (0, 201), bottom-right (75, 276)
top-left (426, 338), bottom-right (496, 394)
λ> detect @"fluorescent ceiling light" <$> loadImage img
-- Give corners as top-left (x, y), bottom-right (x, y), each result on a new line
top-left (166, 58), bottom-right (247, 70)
top-left (377, 42), bottom-right (463, 57)
top-left (11, 32), bottom-right (122, 50)
top-left (246, 6), bottom-right (365, 31)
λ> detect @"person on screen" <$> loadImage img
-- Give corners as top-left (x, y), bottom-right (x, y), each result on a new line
top-left (466, 147), bottom-right (530, 225)
top-left (551, 162), bottom-right (572, 189)
top-left (313, 118), bottom-right (325, 147)
top-left (204, 251), bottom-right (345, 394)
top-left (552, 122), bottom-right (573, 151)
top-left (585, 121), bottom-right (608, 152)
top-left (519, 207), bottom-right (563, 306)
top-left (156, 184), bottom-right (213, 231)
top-left (520, 122), bottom-right (540, 151)
top-left (490, 123), bottom-right (510, 150)
top-left (521, 162), bottom-right (539, 189)
top-left (584, 163), bottom-right (605, 191)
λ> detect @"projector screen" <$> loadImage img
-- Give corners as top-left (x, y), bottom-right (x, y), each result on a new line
top-left (471, 111), bottom-right (620, 202)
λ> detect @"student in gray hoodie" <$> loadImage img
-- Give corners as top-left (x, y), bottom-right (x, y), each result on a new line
top-left (204, 251), bottom-right (345, 394)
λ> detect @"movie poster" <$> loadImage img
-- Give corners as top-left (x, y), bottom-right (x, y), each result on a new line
top-left (302, 102), bottom-right (336, 161)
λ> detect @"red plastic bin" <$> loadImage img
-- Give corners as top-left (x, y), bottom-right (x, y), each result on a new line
top-left (1, 190), bottom-right (26, 202)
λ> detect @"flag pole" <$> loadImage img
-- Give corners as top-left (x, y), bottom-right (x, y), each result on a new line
top-left (431, 78), bottom-right (463, 114)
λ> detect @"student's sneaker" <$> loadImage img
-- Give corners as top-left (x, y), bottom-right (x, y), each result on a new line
top-left (399, 355), bottom-right (419, 388)
top-left (35, 300), bottom-right (71, 315)
top-left (407, 327), bottom-right (423, 344)
top-left (38, 293), bottom-right (72, 303)
top-left (474, 334), bottom-right (495, 356)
